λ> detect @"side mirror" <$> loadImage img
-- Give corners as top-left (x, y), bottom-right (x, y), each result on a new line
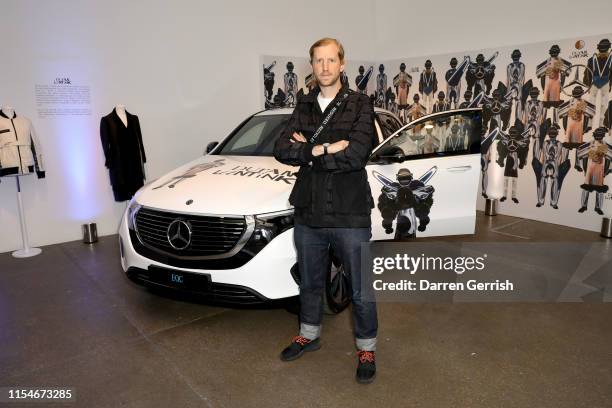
top-left (206, 141), bottom-right (219, 154)
top-left (375, 146), bottom-right (406, 163)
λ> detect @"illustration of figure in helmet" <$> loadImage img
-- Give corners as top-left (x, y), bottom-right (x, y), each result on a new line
top-left (506, 49), bottom-right (527, 118)
top-left (445, 123), bottom-right (467, 152)
top-left (263, 61), bottom-right (276, 105)
top-left (355, 65), bottom-right (373, 95)
top-left (340, 70), bottom-right (349, 88)
top-left (418, 125), bottom-right (440, 154)
top-left (532, 121), bottom-right (571, 209)
top-left (373, 167), bottom-right (437, 239)
top-left (375, 64), bottom-right (388, 108)
top-left (466, 52), bottom-right (498, 97)
top-left (445, 57), bottom-right (468, 109)
top-left (522, 87), bottom-right (545, 146)
top-left (458, 90), bottom-right (474, 109)
top-left (496, 124), bottom-right (530, 203)
top-left (419, 60), bottom-right (438, 113)
top-left (394, 62), bottom-right (413, 121)
top-left (536, 45), bottom-right (571, 107)
top-left (406, 93), bottom-right (427, 128)
top-left (432, 91), bottom-right (450, 113)
top-left (386, 90), bottom-right (399, 117)
top-left (284, 61), bottom-right (298, 107)
top-left (482, 85), bottom-right (512, 132)
top-left (575, 127), bottom-right (612, 215)
top-left (558, 86), bottom-right (596, 167)
top-left (584, 39), bottom-right (612, 127)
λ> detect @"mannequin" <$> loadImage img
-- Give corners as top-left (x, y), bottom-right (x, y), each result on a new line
top-left (100, 106), bottom-right (147, 201)
top-left (115, 104), bottom-right (128, 127)
top-left (0, 105), bottom-right (45, 178)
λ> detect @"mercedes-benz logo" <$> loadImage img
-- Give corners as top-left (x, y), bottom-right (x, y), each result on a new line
top-left (561, 64), bottom-right (593, 97)
top-left (167, 219), bottom-right (192, 250)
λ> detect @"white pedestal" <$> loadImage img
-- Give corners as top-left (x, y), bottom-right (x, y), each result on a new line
top-left (12, 247), bottom-right (42, 258)
top-left (8, 174), bottom-right (42, 258)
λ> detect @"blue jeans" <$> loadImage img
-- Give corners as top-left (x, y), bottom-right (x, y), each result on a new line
top-left (294, 223), bottom-right (378, 350)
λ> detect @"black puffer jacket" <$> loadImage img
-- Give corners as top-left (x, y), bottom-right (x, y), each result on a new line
top-left (273, 83), bottom-right (375, 228)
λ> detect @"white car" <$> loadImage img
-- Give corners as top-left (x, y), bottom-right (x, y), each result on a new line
top-left (119, 107), bottom-right (482, 313)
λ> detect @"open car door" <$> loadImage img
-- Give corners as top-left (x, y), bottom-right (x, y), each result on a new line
top-left (366, 108), bottom-right (482, 240)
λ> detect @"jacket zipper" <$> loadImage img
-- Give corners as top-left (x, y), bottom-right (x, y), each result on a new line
top-left (10, 117), bottom-right (24, 173)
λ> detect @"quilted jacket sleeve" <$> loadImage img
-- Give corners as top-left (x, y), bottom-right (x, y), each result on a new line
top-left (273, 104), bottom-right (315, 167)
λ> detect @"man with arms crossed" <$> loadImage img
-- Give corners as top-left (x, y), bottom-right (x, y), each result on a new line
top-left (273, 37), bottom-right (378, 384)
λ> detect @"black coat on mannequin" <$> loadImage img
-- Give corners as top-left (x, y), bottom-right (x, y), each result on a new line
top-left (100, 108), bottom-right (147, 201)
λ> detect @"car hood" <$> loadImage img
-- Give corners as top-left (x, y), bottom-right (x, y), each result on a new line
top-left (135, 155), bottom-right (298, 216)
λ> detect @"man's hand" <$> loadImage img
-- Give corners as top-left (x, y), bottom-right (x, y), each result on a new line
top-left (290, 132), bottom-right (307, 143)
top-left (328, 140), bottom-right (349, 154)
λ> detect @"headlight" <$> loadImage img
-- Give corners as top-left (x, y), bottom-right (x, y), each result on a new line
top-left (252, 209), bottom-right (294, 243)
top-left (126, 200), bottom-right (141, 230)
top-left (240, 210), bottom-right (294, 257)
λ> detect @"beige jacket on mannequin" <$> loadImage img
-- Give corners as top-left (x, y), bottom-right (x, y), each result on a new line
top-left (0, 110), bottom-right (45, 178)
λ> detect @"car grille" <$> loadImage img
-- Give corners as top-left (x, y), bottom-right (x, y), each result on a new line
top-left (134, 207), bottom-right (247, 258)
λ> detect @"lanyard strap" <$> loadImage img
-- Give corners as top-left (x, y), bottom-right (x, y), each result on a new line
top-left (309, 91), bottom-right (350, 144)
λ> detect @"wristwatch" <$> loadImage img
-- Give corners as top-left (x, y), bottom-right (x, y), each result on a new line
top-left (323, 143), bottom-right (330, 155)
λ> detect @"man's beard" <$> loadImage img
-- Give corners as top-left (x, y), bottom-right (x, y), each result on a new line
top-left (316, 72), bottom-right (341, 87)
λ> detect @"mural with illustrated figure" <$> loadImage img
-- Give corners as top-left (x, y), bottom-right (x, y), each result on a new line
top-left (262, 33), bottom-right (612, 232)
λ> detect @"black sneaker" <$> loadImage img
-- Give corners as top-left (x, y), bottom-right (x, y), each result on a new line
top-left (356, 350), bottom-right (376, 384)
top-left (280, 336), bottom-right (321, 361)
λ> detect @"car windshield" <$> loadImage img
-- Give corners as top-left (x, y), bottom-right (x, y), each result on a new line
top-left (217, 114), bottom-right (289, 156)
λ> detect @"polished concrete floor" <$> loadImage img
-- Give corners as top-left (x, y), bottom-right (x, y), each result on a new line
top-left (0, 212), bottom-right (611, 407)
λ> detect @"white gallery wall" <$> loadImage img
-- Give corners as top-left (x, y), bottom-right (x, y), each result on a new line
top-left (0, 0), bottom-right (376, 253)
top-left (1, 0), bottom-right (612, 253)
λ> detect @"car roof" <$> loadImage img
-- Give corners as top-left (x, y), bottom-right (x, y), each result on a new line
top-left (255, 107), bottom-right (395, 116)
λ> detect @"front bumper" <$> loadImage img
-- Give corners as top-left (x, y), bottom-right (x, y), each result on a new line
top-left (118, 208), bottom-right (299, 300)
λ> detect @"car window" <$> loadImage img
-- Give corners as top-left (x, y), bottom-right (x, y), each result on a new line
top-left (217, 114), bottom-right (289, 156)
top-left (230, 121), bottom-right (267, 150)
top-left (376, 113), bottom-right (402, 139)
top-left (369, 110), bottom-right (482, 164)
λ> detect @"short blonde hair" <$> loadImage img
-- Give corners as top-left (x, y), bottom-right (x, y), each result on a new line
top-left (309, 37), bottom-right (345, 63)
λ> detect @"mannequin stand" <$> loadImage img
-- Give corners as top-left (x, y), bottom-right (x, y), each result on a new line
top-left (485, 198), bottom-right (498, 216)
top-left (9, 174), bottom-right (42, 258)
top-left (601, 217), bottom-right (612, 239)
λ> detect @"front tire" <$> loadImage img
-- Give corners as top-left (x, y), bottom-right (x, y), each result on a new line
top-left (286, 252), bottom-right (352, 315)
top-left (323, 253), bottom-right (351, 315)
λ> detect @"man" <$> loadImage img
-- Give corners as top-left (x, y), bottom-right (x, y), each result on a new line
top-left (273, 37), bottom-right (378, 384)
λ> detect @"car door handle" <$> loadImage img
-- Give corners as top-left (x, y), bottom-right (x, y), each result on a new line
top-left (446, 166), bottom-right (472, 172)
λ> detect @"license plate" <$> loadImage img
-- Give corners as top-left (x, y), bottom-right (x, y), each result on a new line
top-left (147, 266), bottom-right (211, 293)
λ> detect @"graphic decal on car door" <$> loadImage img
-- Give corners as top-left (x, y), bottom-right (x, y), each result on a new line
top-left (372, 166), bottom-right (437, 239)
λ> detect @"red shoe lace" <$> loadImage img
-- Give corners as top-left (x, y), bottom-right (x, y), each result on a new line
top-left (292, 335), bottom-right (310, 346)
top-left (358, 350), bottom-right (375, 364)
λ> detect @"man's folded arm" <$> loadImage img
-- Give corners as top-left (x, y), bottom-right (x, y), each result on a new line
top-left (317, 98), bottom-right (374, 171)
top-left (273, 108), bottom-right (314, 166)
